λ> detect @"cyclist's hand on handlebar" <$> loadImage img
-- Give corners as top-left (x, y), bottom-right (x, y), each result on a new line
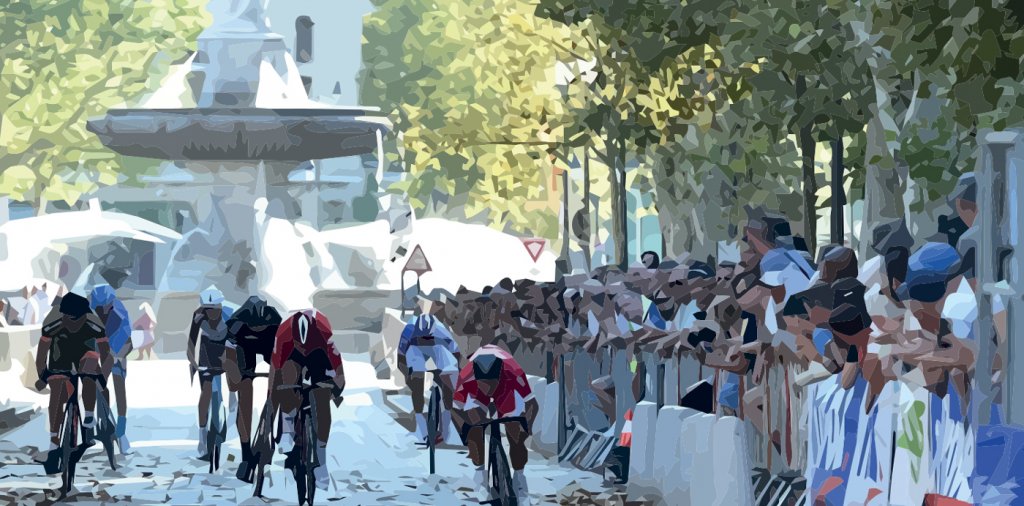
top-left (35, 379), bottom-right (47, 392)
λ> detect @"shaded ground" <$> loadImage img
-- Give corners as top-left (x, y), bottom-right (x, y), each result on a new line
top-left (0, 356), bottom-right (620, 505)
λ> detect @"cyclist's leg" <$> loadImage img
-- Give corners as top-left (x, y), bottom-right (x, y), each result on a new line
top-left (112, 358), bottom-right (128, 419)
top-left (236, 377), bottom-right (254, 442)
top-left (406, 347), bottom-right (427, 412)
top-left (274, 358), bottom-right (301, 453)
top-left (198, 379), bottom-right (212, 428)
top-left (46, 374), bottom-right (72, 447)
top-left (504, 422), bottom-right (529, 471)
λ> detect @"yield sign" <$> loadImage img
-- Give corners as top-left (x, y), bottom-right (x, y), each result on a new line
top-left (521, 238), bottom-right (546, 262)
top-left (403, 244), bottom-right (432, 274)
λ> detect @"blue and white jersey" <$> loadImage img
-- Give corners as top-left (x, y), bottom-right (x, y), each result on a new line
top-left (398, 314), bottom-right (459, 356)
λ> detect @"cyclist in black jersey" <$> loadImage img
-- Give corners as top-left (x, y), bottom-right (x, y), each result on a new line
top-left (223, 295), bottom-right (282, 481)
top-left (33, 293), bottom-right (112, 467)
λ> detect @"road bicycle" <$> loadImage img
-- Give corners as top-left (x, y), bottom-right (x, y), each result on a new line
top-left (37, 371), bottom-right (114, 497)
top-left (197, 368), bottom-right (228, 473)
top-left (275, 375), bottom-right (341, 506)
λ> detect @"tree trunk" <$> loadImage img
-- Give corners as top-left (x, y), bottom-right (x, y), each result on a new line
top-left (796, 74), bottom-right (817, 256)
top-left (606, 134), bottom-right (627, 270)
top-left (859, 67), bottom-right (909, 259)
top-left (617, 136), bottom-right (629, 270)
top-left (580, 149), bottom-right (592, 271)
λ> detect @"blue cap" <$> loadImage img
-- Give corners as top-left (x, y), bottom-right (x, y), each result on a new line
top-left (896, 242), bottom-right (961, 302)
top-left (199, 287), bottom-right (225, 306)
top-left (89, 284), bottom-right (117, 310)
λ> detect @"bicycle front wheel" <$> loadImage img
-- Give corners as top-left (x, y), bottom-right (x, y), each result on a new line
top-left (428, 385), bottom-right (441, 474)
top-left (490, 431), bottom-right (518, 506)
top-left (60, 403), bottom-right (78, 495)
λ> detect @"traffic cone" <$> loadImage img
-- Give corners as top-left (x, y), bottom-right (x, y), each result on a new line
top-left (618, 409), bottom-right (633, 448)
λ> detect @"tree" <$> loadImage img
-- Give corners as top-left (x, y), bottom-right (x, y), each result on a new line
top-left (0, 0), bottom-right (209, 209)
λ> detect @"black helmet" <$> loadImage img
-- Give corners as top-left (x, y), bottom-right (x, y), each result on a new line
top-left (59, 292), bottom-right (91, 319)
top-left (472, 354), bottom-right (503, 381)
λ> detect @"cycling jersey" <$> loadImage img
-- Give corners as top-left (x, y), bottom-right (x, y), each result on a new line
top-left (398, 315), bottom-right (460, 355)
top-left (41, 311), bottom-right (106, 374)
top-left (454, 345), bottom-right (533, 418)
top-left (271, 310), bottom-right (342, 371)
top-left (226, 296), bottom-right (282, 378)
top-left (194, 307), bottom-right (234, 373)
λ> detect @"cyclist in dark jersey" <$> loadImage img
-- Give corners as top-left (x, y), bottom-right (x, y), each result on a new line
top-left (270, 309), bottom-right (346, 490)
top-left (186, 287), bottom-right (234, 460)
top-left (223, 295), bottom-right (282, 481)
top-left (33, 292), bottom-right (111, 468)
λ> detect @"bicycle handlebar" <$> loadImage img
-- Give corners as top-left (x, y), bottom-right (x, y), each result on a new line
top-left (470, 416), bottom-right (528, 428)
top-left (37, 370), bottom-right (107, 390)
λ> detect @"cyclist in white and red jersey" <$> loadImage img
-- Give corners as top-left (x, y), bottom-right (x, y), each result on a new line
top-left (452, 345), bottom-right (538, 504)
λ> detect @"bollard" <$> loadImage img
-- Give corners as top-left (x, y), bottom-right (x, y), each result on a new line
top-left (711, 416), bottom-right (755, 505)
top-left (688, 413), bottom-right (716, 506)
top-left (627, 401), bottom-right (660, 498)
top-left (651, 406), bottom-right (688, 502)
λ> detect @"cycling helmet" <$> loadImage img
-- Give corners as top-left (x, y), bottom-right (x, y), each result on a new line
top-left (414, 314), bottom-right (434, 335)
top-left (472, 353), bottom-right (503, 381)
top-left (60, 292), bottom-right (91, 319)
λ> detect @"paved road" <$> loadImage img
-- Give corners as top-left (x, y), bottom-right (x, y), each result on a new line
top-left (0, 356), bottom-right (619, 505)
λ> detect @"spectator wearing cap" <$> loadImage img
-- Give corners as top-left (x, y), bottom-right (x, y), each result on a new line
top-left (891, 242), bottom-right (975, 503)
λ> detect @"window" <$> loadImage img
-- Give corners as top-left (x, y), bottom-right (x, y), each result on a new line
top-left (295, 16), bottom-right (314, 63)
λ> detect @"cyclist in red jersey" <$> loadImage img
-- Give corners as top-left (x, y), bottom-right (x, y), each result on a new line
top-left (452, 345), bottom-right (539, 504)
top-left (269, 309), bottom-right (346, 490)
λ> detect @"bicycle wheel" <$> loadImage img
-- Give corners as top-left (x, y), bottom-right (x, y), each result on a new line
top-left (490, 432), bottom-right (517, 506)
top-left (427, 384), bottom-right (440, 474)
top-left (60, 402), bottom-right (78, 496)
top-left (305, 411), bottom-right (318, 505)
top-left (292, 412), bottom-right (308, 506)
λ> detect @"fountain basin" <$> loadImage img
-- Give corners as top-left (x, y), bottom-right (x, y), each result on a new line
top-left (87, 108), bottom-right (391, 161)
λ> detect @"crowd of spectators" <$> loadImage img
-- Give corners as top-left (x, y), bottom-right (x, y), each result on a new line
top-left (429, 172), bottom-right (996, 503)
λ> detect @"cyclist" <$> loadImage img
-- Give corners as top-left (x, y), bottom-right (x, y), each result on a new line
top-left (452, 345), bottom-right (539, 504)
top-left (33, 292), bottom-right (111, 469)
top-left (398, 297), bottom-right (462, 444)
top-left (223, 295), bottom-right (282, 482)
top-left (270, 308), bottom-right (346, 491)
top-left (89, 284), bottom-right (132, 453)
top-left (186, 287), bottom-right (234, 460)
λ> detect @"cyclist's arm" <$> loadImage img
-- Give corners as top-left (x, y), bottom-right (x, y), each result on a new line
top-left (35, 336), bottom-right (51, 380)
top-left (97, 336), bottom-right (113, 376)
top-left (224, 343), bottom-right (241, 386)
top-left (187, 311), bottom-right (202, 367)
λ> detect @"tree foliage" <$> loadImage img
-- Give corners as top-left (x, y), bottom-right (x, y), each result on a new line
top-left (0, 0), bottom-right (209, 206)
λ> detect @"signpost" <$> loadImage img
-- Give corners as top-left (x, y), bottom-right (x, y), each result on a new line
top-left (401, 244), bottom-right (431, 317)
top-left (521, 238), bottom-right (546, 262)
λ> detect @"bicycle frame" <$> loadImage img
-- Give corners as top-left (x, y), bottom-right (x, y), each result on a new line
top-left (199, 370), bottom-right (228, 473)
top-left (276, 377), bottom-right (330, 506)
top-left (43, 371), bottom-right (107, 497)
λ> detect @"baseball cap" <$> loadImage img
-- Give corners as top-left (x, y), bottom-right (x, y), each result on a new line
top-left (871, 219), bottom-right (914, 256)
top-left (895, 242), bottom-right (962, 302)
top-left (949, 172), bottom-right (977, 204)
top-left (829, 302), bottom-right (870, 337)
top-left (831, 278), bottom-right (866, 309)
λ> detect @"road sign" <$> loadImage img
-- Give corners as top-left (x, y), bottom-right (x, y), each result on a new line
top-left (521, 238), bottom-right (546, 262)
top-left (403, 244), bottom-right (432, 274)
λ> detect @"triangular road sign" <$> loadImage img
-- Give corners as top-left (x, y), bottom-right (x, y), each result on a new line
top-left (521, 238), bottom-right (546, 262)
top-left (403, 244), bottom-right (432, 274)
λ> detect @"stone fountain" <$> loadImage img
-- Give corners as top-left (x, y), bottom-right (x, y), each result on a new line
top-left (87, 0), bottom-right (391, 309)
